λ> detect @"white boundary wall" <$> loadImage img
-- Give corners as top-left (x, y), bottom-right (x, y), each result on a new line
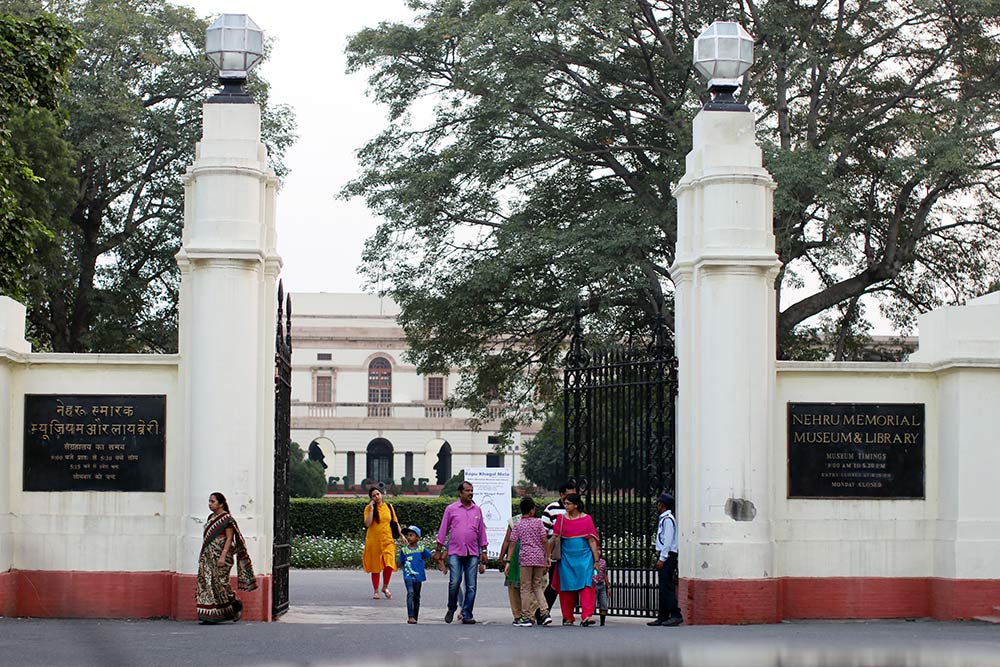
top-left (1, 350), bottom-right (180, 572)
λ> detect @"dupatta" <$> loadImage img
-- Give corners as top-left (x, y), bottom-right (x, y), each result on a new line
top-left (202, 511), bottom-right (258, 592)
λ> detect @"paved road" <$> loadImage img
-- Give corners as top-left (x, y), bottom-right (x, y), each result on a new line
top-left (1, 569), bottom-right (999, 667)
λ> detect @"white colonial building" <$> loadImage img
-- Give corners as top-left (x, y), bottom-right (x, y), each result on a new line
top-left (289, 293), bottom-right (537, 492)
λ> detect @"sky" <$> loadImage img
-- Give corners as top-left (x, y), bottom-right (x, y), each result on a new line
top-left (182, 1), bottom-right (414, 294)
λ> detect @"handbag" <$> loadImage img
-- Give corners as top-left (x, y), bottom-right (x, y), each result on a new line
top-left (389, 503), bottom-right (401, 540)
top-left (550, 514), bottom-right (564, 561)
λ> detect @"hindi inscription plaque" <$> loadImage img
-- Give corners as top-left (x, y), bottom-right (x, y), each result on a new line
top-left (23, 394), bottom-right (166, 492)
top-left (787, 402), bottom-right (924, 499)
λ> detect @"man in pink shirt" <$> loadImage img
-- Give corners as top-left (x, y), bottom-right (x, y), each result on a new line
top-left (435, 481), bottom-right (488, 624)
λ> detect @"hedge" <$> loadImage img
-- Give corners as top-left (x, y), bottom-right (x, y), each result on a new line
top-left (291, 497), bottom-right (555, 538)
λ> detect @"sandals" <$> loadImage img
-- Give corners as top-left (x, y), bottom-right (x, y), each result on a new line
top-left (562, 619), bottom-right (575, 626)
top-left (382, 588), bottom-right (392, 599)
top-left (581, 618), bottom-right (596, 626)
top-left (372, 592), bottom-right (380, 599)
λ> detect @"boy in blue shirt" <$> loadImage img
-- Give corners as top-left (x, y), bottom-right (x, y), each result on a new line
top-left (398, 525), bottom-right (434, 623)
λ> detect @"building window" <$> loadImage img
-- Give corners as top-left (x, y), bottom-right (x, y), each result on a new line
top-left (315, 376), bottom-right (332, 403)
top-left (367, 438), bottom-right (394, 483)
top-left (317, 353), bottom-right (331, 361)
top-left (405, 452), bottom-right (414, 479)
top-left (427, 377), bottom-right (444, 401)
top-left (486, 453), bottom-right (504, 468)
top-left (368, 357), bottom-right (392, 404)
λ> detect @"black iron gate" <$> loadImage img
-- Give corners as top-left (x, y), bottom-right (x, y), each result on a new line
top-left (272, 282), bottom-right (292, 619)
top-left (563, 306), bottom-right (677, 617)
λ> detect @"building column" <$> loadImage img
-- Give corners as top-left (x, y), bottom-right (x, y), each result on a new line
top-left (175, 96), bottom-right (280, 620)
top-left (670, 102), bottom-right (781, 624)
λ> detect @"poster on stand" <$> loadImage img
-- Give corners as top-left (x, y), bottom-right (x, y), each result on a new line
top-left (464, 467), bottom-right (512, 559)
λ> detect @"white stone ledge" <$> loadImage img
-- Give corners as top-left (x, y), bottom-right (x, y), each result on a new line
top-left (15, 353), bottom-right (180, 367)
top-left (777, 359), bottom-right (1000, 373)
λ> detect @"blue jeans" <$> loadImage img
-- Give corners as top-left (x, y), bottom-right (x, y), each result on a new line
top-left (447, 554), bottom-right (480, 619)
top-left (404, 579), bottom-right (422, 619)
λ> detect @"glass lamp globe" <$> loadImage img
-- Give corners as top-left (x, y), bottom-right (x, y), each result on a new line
top-left (205, 14), bottom-right (264, 80)
top-left (693, 21), bottom-right (754, 90)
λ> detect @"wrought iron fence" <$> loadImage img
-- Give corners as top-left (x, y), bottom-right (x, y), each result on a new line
top-left (272, 282), bottom-right (292, 619)
top-left (563, 306), bottom-right (677, 617)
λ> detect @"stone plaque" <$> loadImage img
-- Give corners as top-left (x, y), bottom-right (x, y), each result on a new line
top-left (787, 402), bottom-right (924, 499)
top-left (23, 394), bottom-right (166, 492)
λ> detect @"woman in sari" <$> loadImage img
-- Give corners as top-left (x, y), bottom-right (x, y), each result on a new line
top-left (363, 486), bottom-right (398, 599)
top-left (551, 492), bottom-right (600, 626)
top-left (196, 492), bottom-right (257, 623)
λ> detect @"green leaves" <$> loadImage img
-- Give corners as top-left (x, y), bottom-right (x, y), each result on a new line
top-left (347, 0), bottom-right (1000, 394)
top-left (0, 9), bottom-right (77, 299)
top-left (4, 0), bottom-right (297, 352)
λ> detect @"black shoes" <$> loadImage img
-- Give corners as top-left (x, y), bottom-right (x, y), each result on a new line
top-left (444, 610), bottom-right (455, 623)
top-left (461, 617), bottom-right (476, 624)
top-left (647, 617), bottom-right (683, 626)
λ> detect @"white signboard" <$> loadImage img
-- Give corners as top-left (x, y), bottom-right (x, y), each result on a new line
top-left (464, 467), bottom-right (512, 559)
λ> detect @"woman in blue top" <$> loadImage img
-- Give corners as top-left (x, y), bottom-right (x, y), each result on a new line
top-left (397, 525), bottom-right (434, 623)
top-left (552, 493), bottom-right (600, 625)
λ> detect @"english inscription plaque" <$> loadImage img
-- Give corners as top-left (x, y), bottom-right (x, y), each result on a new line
top-left (23, 394), bottom-right (166, 492)
top-left (787, 402), bottom-right (924, 499)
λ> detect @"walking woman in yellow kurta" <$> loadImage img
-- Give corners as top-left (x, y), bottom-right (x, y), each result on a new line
top-left (364, 486), bottom-right (398, 599)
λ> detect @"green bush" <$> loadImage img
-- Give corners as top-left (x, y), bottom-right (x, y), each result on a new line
top-left (291, 535), bottom-right (366, 568)
top-left (439, 469), bottom-right (465, 497)
top-left (290, 442), bottom-right (327, 498)
top-left (290, 496), bottom-right (556, 538)
top-left (290, 534), bottom-right (440, 569)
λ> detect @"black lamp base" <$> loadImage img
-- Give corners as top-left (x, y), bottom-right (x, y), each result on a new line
top-left (703, 85), bottom-right (749, 112)
top-left (208, 78), bottom-right (253, 104)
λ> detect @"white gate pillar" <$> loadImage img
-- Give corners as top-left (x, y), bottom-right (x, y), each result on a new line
top-left (670, 22), bottom-right (781, 624)
top-left (175, 16), bottom-right (280, 620)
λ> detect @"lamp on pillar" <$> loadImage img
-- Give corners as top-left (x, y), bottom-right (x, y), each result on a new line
top-left (693, 21), bottom-right (755, 112)
top-left (672, 18), bottom-right (780, 624)
top-left (176, 12), bottom-right (280, 620)
top-left (205, 14), bottom-right (264, 103)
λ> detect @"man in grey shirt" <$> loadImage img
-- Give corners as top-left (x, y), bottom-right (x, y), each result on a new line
top-left (541, 479), bottom-right (576, 613)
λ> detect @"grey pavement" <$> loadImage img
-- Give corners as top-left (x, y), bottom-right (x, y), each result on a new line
top-left (1, 569), bottom-right (999, 667)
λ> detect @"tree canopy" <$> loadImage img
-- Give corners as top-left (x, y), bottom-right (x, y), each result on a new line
top-left (345, 0), bottom-right (1000, 415)
top-left (4, 0), bottom-right (296, 352)
top-left (0, 10), bottom-right (77, 297)
top-left (521, 406), bottom-right (565, 491)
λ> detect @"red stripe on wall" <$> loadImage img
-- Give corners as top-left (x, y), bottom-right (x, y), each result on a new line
top-left (681, 577), bottom-right (1000, 625)
top-left (781, 577), bottom-right (931, 619)
top-left (680, 577), bottom-right (782, 624)
top-left (0, 570), bottom-right (271, 621)
top-left (930, 578), bottom-right (1000, 621)
top-left (0, 570), bottom-right (15, 617)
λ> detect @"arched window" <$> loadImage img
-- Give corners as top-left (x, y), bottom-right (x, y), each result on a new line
top-left (433, 441), bottom-right (452, 485)
top-left (368, 357), bottom-right (392, 417)
top-left (366, 438), bottom-right (394, 483)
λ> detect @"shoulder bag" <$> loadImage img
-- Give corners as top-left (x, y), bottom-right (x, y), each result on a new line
top-left (550, 514), bottom-right (564, 561)
top-left (389, 503), bottom-right (401, 540)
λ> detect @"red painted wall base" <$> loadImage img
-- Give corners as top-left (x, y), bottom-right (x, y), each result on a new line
top-left (0, 570), bottom-right (272, 621)
top-left (681, 577), bottom-right (1000, 624)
